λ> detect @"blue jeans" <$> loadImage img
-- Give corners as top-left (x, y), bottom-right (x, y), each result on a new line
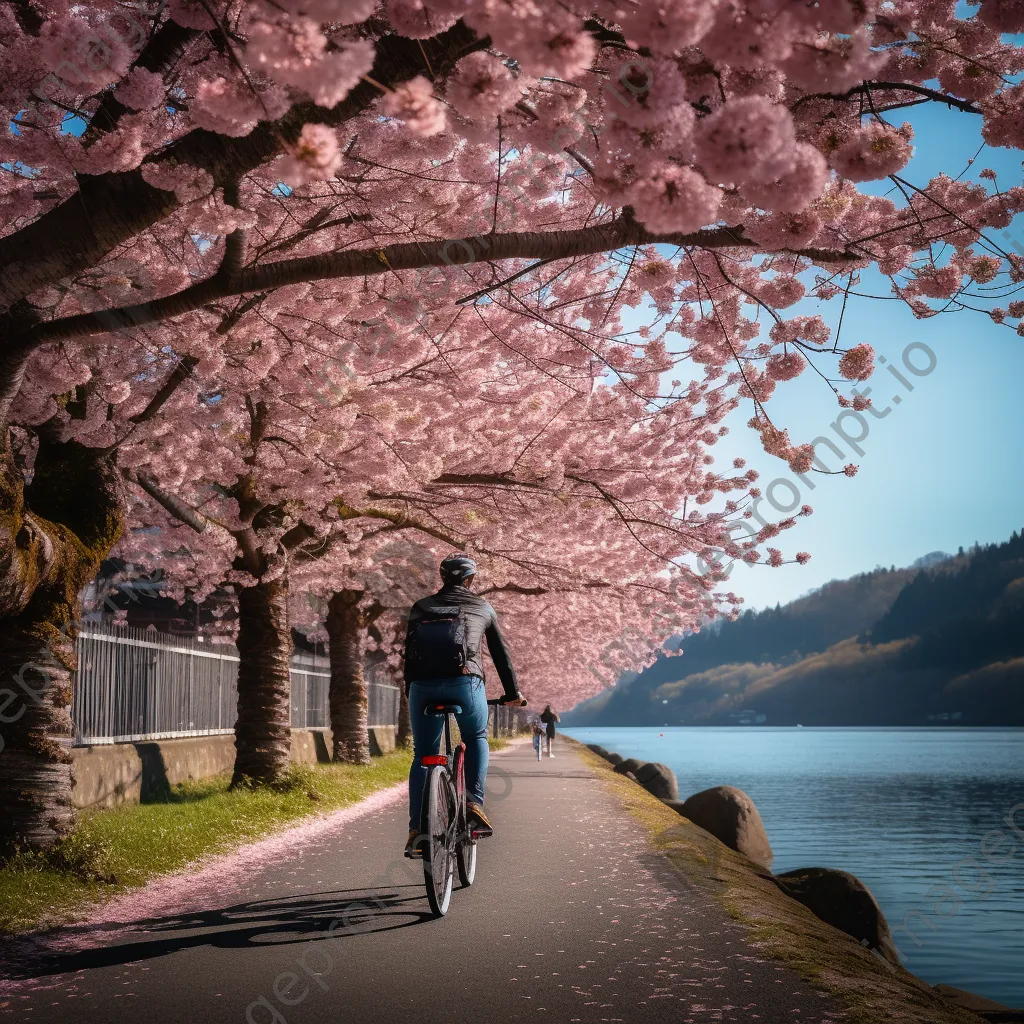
top-left (408, 676), bottom-right (489, 829)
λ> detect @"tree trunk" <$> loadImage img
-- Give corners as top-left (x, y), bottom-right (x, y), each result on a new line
top-left (326, 589), bottom-right (370, 764)
top-left (0, 431), bottom-right (124, 853)
top-left (232, 578), bottom-right (293, 786)
top-left (0, 613), bottom-right (80, 852)
top-left (397, 688), bottom-right (412, 749)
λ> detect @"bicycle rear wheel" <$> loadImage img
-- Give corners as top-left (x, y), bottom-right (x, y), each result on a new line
top-left (421, 766), bottom-right (456, 917)
top-left (453, 745), bottom-right (477, 887)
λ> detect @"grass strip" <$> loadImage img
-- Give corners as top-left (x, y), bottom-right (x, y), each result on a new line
top-left (0, 750), bottom-right (413, 935)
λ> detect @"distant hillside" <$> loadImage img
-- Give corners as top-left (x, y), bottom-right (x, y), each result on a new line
top-left (566, 534), bottom-right (1024, 727)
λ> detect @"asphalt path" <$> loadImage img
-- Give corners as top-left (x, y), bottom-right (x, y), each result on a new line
top-left (1, 740), bottom-right (846, 1023)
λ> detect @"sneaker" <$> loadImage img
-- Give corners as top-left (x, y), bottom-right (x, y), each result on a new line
top-left (466, 802), bottom-right (494, 838)
top-left (404, 829), bottom-right (423, 859)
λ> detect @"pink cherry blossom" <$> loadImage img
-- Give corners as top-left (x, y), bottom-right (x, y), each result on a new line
top-left (838, 343), bottom-right (875, 381)
top-left (626, 163), bottom-right (722, 233)
top-left (381, 76), bottom-right (447, 137)
top-left (978, 0), bottom-right (1024, 32)
top-left (766, 351), bottom-right (806, 381)
top-left (141, 162), bottom-right (215, 202)
top-left (114, 68), bottom-right (166, 111)
top-left (830, 122), bottom-right (914, 181)
top-left (445, 51), bottom-right (522, 120)
top-left (190, 76), bottom-right (289, 137)
top-left (695, 95), bottom-right (797, 188)
top-left (276, 124), bottom-right (343, 185)
top-left (386, 0), bottom-right (458, 38)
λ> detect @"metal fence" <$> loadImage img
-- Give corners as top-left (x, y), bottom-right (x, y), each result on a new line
top-left (488, 703), bottom-right (527, 737)
top-left (71, 622), bottom-right (401, 745)
top-left (290, 652), bottom-right (330, 731)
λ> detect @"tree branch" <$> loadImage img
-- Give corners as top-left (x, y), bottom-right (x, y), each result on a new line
top-left (12, 221), bottom-right (861, 350)
top-left (126, 468), bottom-right (208, 533)
top-left (796, 81), bottom-right (982, 115)
top-left (129, 354), bottom-right (199, 425)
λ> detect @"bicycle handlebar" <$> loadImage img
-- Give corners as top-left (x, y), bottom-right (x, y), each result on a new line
top-left (487, 697), bottom-right (528, 707)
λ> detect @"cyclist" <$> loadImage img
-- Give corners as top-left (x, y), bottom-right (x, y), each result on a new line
top-left (531, 718), bottom-right (545, 759)
top-left (403, 554), bottom-right (525, 857)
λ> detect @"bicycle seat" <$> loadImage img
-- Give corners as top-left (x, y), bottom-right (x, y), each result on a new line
top-left (425, 703), bottom-right (462, 716)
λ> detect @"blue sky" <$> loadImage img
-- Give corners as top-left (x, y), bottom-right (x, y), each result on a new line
top-left (643, 98), bottom-right (1024, 612)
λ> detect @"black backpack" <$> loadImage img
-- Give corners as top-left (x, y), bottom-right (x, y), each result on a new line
top-left (405, 604), bottom-right (468, 680)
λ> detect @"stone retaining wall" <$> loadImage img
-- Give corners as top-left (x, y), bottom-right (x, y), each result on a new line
top-left (71, 724), bottom-right (399, 810)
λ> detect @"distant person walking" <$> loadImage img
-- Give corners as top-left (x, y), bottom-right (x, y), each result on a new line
top-left (540, 705), bottom-right (559, 757)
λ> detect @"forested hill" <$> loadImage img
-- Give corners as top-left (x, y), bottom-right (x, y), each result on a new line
top-left (566, 532), bottom-right (1024, 727)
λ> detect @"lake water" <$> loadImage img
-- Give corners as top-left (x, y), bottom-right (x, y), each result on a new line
top-left (563, 726), bottom-right (1024, 1008)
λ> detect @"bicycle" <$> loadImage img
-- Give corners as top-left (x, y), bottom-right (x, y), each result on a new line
top-left (415, 696), bottom-right (524, 917)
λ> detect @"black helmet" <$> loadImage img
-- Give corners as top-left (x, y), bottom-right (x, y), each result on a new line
top-left (440, 554), bottom-right (477, 584)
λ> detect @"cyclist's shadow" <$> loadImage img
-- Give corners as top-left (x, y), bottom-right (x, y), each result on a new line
top-left (4, 886), bottom-right (435, 981)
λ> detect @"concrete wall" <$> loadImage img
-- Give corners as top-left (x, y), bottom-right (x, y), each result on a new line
top-left (70, 726), bottom-right (396, 810)
top-left (369, 725), bottom-right (397, 756)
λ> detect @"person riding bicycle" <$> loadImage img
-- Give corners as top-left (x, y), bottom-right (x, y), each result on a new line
top-left (531, 718), bottom-right (545, 759)
top-left (403, 554), bottom-right (524, 857)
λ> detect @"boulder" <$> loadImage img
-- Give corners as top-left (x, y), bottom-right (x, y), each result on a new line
top-left (586, 744), bottom-right (609, 758)
top-left (678, 785), bottom-right (774, 870)
top-left (634, 761), bottom-right (678, 801)
top-left (613, 757), bottom-right (644, 776)
top-left (661, 799), bottom-right (688, 815)
top-left (773, 867), bottom-right (897, 964)
top-left (604, 752), bottom-right (623, 766)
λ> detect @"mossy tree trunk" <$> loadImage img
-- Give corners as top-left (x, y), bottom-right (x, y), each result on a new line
top-left (232, 577), bottom-right (294, 786)
top-left (0, 429), bottom-right (124, 853)
top-left (326, 589), bottom-right (370, 764)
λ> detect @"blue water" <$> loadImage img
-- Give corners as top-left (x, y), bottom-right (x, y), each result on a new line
top-left (565, 726), bottom-right (1024, 1007)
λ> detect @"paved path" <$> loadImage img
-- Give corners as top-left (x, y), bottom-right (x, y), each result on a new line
top-left (1, 741), bottom-right (846, 1023)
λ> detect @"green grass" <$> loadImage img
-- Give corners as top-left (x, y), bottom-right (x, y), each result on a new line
top-left (0, 750), bottom-right (413, 935)
top-left (487, 735), bottom-right (509, 751)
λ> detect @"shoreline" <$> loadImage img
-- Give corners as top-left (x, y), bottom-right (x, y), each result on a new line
top-left (569, 737), bottom-right (1024, 1024)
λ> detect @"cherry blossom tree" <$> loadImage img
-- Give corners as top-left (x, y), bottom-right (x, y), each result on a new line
top-left (4, 0), bottom-right (1024, 849)
top-left (118, 306), bottom-right (754, 776)
top-left (0, 340), bottom-right (209, 851)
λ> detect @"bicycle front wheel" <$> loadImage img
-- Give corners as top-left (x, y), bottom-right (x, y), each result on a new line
top-left (421, 766), bottom-right (456, 917)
